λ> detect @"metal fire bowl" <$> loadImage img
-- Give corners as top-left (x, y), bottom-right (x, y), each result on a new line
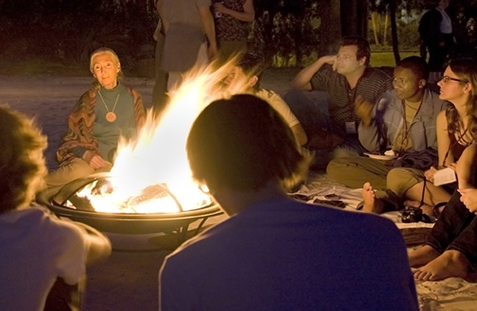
top-left (35, 173), bottom-right (223, 235)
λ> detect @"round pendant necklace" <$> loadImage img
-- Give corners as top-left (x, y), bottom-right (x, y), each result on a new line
top-left (98, 90), bottom-right (120, 122)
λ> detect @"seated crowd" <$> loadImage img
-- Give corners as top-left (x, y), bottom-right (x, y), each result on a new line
top-left (2, 35), bottom-right (477, 309)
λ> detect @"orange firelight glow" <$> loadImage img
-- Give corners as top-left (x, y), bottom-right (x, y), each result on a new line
top-left (73, 59), bottom-right (250, 213)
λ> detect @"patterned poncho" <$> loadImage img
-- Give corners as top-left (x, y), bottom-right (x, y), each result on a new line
top-left (56, 86), bottom-right (146, 166)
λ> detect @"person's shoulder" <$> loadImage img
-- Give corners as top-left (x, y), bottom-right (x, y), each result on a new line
top-left (1, 205), bottom-right (87, 239)
top-left (256, 88), bottom-right (277, 98)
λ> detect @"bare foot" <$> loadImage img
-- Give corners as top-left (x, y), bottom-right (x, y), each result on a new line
top-left (404, 200), bottom-right (434, 218)
top-left (362, 182), bottom-right (384, 213)
top-left (413, 250), bottom-right (470, 281)
top-left (408, 245), bottom-right (440, 268)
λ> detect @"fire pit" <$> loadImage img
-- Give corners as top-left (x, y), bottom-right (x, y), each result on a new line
top-left (36, 173), bottom-right (223, 237)
top-left (35, 64), bottom-right (237, 240)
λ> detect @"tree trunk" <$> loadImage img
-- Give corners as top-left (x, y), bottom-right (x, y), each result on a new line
top-left (389, 0), bottom-right (400, 64)
top-left (318, 0), bottom-right (341, 57)
top-left (340, 0), bottom-right (367, 37)
top-left (383, 12), bottom-right (388, 45)
top-left (371, 12), bottom-right (380, 45)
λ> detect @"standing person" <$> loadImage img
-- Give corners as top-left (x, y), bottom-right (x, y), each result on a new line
top-left (418, 0), bottom-right (453, 82)
top-left (157, 0), bottom-right (218, 91)
top-left (152, 4), bottom-right (168, 115)
top-left (222, 53), bottom-right (307, 146)
top-left (386, 58), bottom-right (477, 218)
top-left (159, 94), bottom-right (419, 311)
top-left (46, 47), bottom-right (146, 187)
top-left (0, 105), bottom-right (111, 311)
top-left (212, 0), bottom-right (254, 64)
top-left (326, 56), bottom-right (448, 214)
top-left (284, 36), bottom-right (392, 163)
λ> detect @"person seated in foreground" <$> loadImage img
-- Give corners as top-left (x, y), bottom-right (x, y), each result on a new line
top-left (46, 47), bottom-right (146, 187)
top-left (284, 36), bottom-right (393, 163)
top-left (327, 56), bottom-right (448, 215)
top-left (222, 53), bottom-right (307, 146)
top-left (0, 105), bottom-right (112, 310)
top-left (409, 142), bottom-right (477, 281)
top-left (158, 94), bottom-right (419, 310)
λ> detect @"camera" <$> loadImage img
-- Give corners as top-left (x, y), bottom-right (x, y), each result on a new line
top-left (401, 207), bottom-right (423, 223)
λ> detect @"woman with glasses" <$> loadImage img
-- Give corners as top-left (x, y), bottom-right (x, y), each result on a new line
top-left (387, 58), bottom-right (477, 218)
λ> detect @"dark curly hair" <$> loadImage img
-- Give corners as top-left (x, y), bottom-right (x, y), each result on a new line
top-left (341, 36), bottom-right (371, 66)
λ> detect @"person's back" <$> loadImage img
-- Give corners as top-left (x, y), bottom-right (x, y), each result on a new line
top-left (0, 105), bottom-right (111, 310)
top-left (159, 95), bottom-right (418, 310)
top-left (160, 197), bottom-right (418, 310)
top-left (1, 206), bottom-right (94, 310)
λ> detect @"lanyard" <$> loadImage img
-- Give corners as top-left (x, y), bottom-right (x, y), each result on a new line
top-left (397, 99), bottom-right (422, 156)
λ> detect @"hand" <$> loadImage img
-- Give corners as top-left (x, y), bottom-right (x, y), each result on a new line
top-left (447, 162), bottom-right (457, 170)
top-left (89, 155), bottom-right (106, 169)
top-left (208, 44), bottom-right (218, 61)
top-left (424, 166), bottom-right (438, 182)
top-left (214, 3), bottom-right (227, 14)
top-left (458, 188), bottom-right (477, 213)
top-left (320, 55), bottom-right (337, 70)
top-left (354, 95), bottom-right (373, 126)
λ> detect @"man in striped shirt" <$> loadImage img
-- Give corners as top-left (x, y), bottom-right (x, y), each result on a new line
top-left (284, 36), bottom-right (392, 166)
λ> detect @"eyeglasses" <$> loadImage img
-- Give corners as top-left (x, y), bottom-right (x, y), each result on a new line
top-left (441, 75), bottom-right (467, 84)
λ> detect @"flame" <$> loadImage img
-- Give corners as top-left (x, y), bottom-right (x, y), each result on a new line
top-left (76, 59), bottom-right (250, 213)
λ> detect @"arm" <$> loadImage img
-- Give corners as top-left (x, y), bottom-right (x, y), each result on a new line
top-left (290, 123), bottom-right (308, 146)
top-left (354, 95), bottom-right (373, 126)
top-left (214, 0), bottom-right (254, 22)
top-left (436, 110), bottom-right (453, 166)
top-left (424, 110), bottom-right (453, 182)
top-left (198, 4), bottom-right (218, 60)
top-left (456, 142), bottom-right (477, 189)
top-left (72, 221), bottom-right (112, 265)
top-left (56, 91), bottom-right (102, 165)
top-left (459, 188), bottom-right (477, 213)
top-left (358, 96), bottom-right (389, 152)
top-left (156, 0), bottom-right (169, 34)
top-left (290, 55), bottom-right (336, 91)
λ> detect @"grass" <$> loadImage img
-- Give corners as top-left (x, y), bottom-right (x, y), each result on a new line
top-left (370, 51), bottom-right (421, 68)
top-left (0, 50), bottom-right (422, 76)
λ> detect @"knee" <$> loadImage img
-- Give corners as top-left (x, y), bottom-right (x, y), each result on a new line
top-left (387, 168), bottom-right (420, 197)
top-left (326, 157), bottom-right (356, 181)
top-left (331, 147), bottom-right (360, 160)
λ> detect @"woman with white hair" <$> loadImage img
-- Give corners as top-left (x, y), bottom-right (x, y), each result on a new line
top-left (46, 47), bottom-right (146, 187)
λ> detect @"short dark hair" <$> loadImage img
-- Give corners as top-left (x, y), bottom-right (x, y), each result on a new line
top-left (186, 95), bottom-right (311, 192)
top-left (236, 53), bottom-right (266, 88)
top-left (0, 105), bottom-right (47, 213)
top-left (396, 56), bottom-right (429, 80)
top-left (341, 36), bottom-right (371, 66)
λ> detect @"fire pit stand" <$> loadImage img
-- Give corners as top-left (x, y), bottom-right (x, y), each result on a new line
top-left (35, 173), bottom-right (223, 244)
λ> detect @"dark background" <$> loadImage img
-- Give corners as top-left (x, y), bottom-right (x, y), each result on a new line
top-left (0, 0), bottom-right (461, 76)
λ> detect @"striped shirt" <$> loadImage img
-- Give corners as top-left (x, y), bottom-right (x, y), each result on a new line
top-left (310, 64), bottom-right (392, 132)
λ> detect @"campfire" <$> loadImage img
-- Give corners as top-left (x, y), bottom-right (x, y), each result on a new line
top-left (37, 60), bottom-right (247, 234)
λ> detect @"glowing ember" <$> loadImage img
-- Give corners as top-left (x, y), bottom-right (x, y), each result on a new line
top-left (73, 60), bottom-right (248, 213)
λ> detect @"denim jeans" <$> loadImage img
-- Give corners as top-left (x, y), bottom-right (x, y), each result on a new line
top-left (426, 189), bottom-right (477, 269)
top-left (283, 89), bottom-right (330, 138)
top-left (283, 89), bottom-right (365, 163)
